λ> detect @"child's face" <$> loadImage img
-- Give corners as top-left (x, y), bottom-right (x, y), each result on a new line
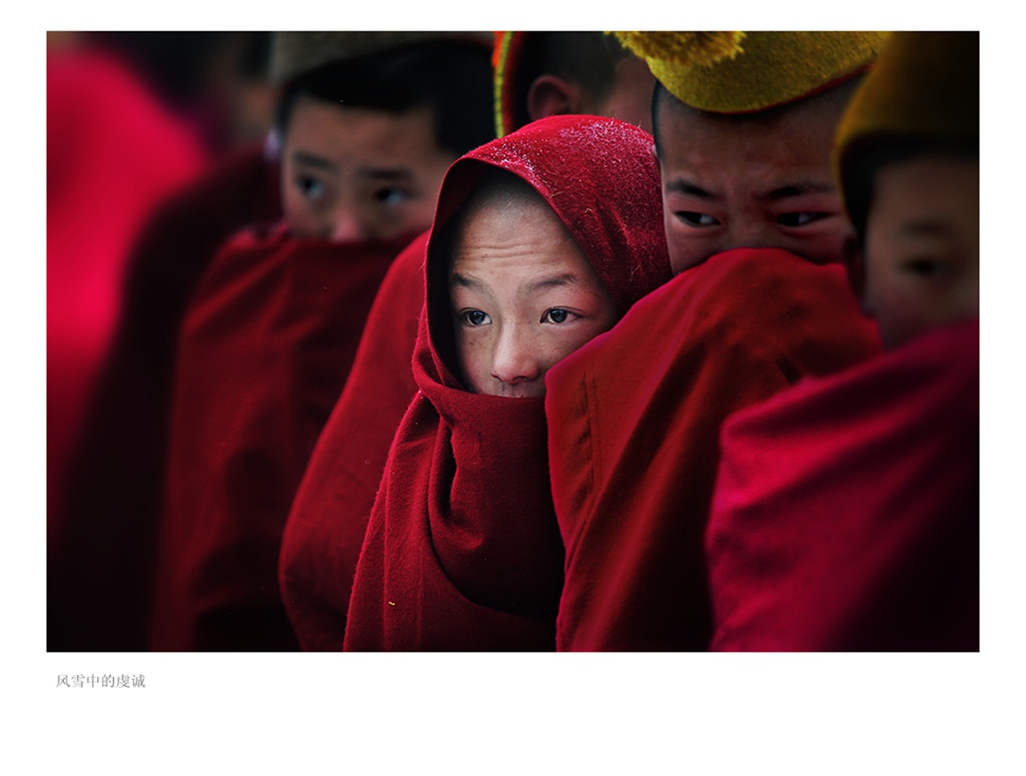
top-left (656, 97), bottom-right (851, 275)
top-left (862, 154), bottom-right (979, 349)
top-left (449, 196), bottom-right (619, 398)
top-left (281, 96), bottom-right (456, 242)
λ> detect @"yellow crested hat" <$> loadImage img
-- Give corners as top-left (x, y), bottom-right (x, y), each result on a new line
top-left (615, 31), bottom-right (890, 114)
top-left (834, 31), bottom-right (979, 169)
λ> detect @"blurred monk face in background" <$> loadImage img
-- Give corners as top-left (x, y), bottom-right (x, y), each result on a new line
top-left (860, 154), bottom-right (979, 350)
top-left (281, 95), bottom-right (456, 242)
top-left (655, 84), bottom-right (856, 275)
top-left (449, 195), bottom-right (619, 398)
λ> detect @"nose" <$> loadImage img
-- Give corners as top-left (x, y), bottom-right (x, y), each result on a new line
top-left (726, 218), bottom-right (777, 252)
top-left (329, 207), bottom-right (369, 243)
top-left (491, 324), bottom-right (542, 389)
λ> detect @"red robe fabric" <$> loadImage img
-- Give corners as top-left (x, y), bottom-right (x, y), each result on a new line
top-left (545, 248), bottom-right (883, 651)
top-left (149, 224), bottom-right (411, 650)
top-left (49, 142), bottom-right (280, 651)
top-left (47, 46), bottom-right (208, 547)
top-left (344, 115), bottom-right (672, 650)
top-left (279, 233), bottom-right (427, 650)
top-left (706, 318), bottom-right (979, 651)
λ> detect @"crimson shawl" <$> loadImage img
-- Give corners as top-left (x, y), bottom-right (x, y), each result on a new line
top-left (149, 225), bottom-right (410, 650)
top-left (707, 318), bottom-right (979, 651)
top-left (279, 233), bottom-right (427, 650)
top-left (343, 115), bottom-right (672, 650)
top-left (545, 248), bottom-right (883, 651)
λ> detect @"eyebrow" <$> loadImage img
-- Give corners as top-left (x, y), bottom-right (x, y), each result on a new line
top-left (356, 166), bottom-right (415, 182)
top-left (665, 179), bottom-right (716, 200)
top-left (761, 181), bottom-right (837, 202)
top-left (450, 272), bottom-right (584, 293)
top-left (897, 219), bottom-right (959, 239)
top-left (526, 273), bottom-right (582, 293)
top-left (665, 179), bottom-right (836, 202)
top-left (451, 272), bottom-right (483, 291)
top-left (291, 151), bottom-right (336, 171)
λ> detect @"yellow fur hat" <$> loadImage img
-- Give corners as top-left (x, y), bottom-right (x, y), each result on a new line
top-left (615, 31), bottom-right (890, 114)
top-left (834, 31), bottom-right (979, 171)
top-left (833, 31), bottom-right (979, 233)
top-left (271, 31), bottom-right (493, 85)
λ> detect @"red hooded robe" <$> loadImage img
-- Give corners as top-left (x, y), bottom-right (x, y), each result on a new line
top-left (706, 318), bottom-right (979, 651)
top-left (343, 115), bottom-right (673, 651)
top-left (545, 247), bottom-right (884, 651)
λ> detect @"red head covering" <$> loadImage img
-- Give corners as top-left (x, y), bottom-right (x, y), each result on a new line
top-left (344, 115), bottom-right (671, 650)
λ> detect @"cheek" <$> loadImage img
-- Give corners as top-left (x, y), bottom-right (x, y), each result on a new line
top-left (282, 187), bottom-right (325, 237)
top-left (865, 272), bottom-right (936, 349)
top-left (664, 219), bottom-right (709, 275)
top-left (798, 221), bottom-right (851, 265)
top-left (454, 329), bottom-right (493, 387)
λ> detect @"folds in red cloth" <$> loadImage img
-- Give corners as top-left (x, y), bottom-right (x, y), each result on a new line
top-left (707, 318), bottom-right (979, 651)
top-left (545, 247), bottom-right (883, 651)
top-left (279, 232), bottom-right (427, 650)
top-left (149, 224), bottom-right (410, 650)
top-left (344, 115), bottom-right (672, 650)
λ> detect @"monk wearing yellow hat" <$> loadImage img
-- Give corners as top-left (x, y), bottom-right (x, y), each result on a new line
top-left (706, 32), bottom-right (979, 650)
top-left (545, 32), bottom-right (889, 650)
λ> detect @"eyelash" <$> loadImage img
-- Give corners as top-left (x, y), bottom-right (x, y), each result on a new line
top-left (460, 310), bottom-right (490, 327)
top-left (902, 258), bottom-right (949, 279)
top-left (375, 187), bottom-right (411, 206)
top-left (676, 211), bottom-right (719, 227)
top-left (542, 308), bottom-right (576, 324)
top-left (296, 175), bottom-right (326, 199)
top-left (777, 212), bottom-right (827, 227)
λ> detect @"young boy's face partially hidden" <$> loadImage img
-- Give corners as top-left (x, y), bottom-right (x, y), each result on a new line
top-left (861, 155), bottom-right (979, 350)
top-left (449, 195), bottom-right (619, 398)
top-left (656, 90), bottom-right (853, 276)
top-left (282, 95), bottom-right (456, 242)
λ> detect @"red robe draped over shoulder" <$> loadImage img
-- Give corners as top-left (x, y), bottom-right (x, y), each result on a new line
top-left (545, 248), bottom-right (883, 651)
top-left (278, 233), bottom-right (427, 650)
top-left (344, 115), bottom-right (672, 650)
top-left (706, 318), bottom-right (979, 651)
top-left (150, 224), bottom-right (410, 650)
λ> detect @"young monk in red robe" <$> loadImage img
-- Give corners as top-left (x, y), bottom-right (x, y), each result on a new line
top-left (342, 115), bottom-right (671, 650)
top-left (706, 31), bottom-right (979, 651)
top-left (148, 34), bottom-right (494, 651)
top-left (544, 32), bottom-right (890, 651)
top-left (279, 32), bottom-right (659, 650)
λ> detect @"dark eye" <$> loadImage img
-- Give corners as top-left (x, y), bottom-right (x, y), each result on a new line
top-left (903, 258), bottom-right (948, 278)
top-left (677, 211), bottom-right (719, 227)
top-left (777, 212), bottom-right (825, 227)
top-left (461, 310), bottom-right (491, 326)
top-left (375, 187), bottom-right (410, 206)
top-left (543, 308), bottom-right (573, 324)
top-left (297, 175), bottom-right (324, 199)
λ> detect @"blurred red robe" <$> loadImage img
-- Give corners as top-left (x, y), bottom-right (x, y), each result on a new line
top-left (707, 318), bottom-right (979, 651)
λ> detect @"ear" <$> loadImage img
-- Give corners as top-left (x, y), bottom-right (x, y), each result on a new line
top-left (842, 235), bottom-right (871, 314)
top-left (526, 74), bottom-right (583, 122)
